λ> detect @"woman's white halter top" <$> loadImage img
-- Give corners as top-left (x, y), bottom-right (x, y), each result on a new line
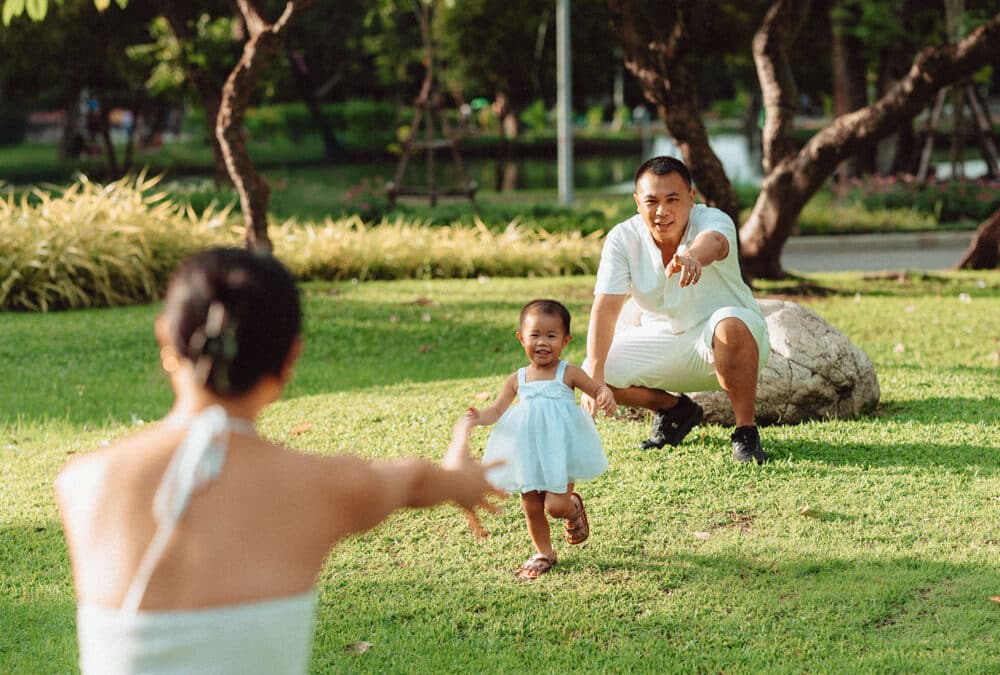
top-left (75, 406), bottom-right (316, 674)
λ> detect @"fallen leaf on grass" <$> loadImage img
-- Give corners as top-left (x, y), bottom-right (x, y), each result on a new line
top-left (344, 641), bottom-right (372, 655)
top-left (798, 504), bottom-right (814, 516)
top-left (418, 344), bottom-right (435, 353)
top-left (290, 423), bottom-right (314, 436)
top-left (692, 531), bottom-right (712, 540)
top-left (990, 597), bottom-right (1000, 604)
top-left (411, 296), bottom-right (434, 305)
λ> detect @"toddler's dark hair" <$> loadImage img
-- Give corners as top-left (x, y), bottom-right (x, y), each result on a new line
top-left (634, 155), bottom-right (692, 189)
top-left (161, 248), bottom-right (301, 396)
top-left (519, 298), bottom-right (571, 334)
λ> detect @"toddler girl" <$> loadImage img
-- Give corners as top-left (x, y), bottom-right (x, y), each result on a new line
top-left (462, 299), bottom-right (615, 580)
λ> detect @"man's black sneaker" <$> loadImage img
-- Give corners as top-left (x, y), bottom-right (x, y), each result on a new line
top-left (731, 425), bottom-right (768, 464)
top-left (639, 394), bottom-right (704, 449)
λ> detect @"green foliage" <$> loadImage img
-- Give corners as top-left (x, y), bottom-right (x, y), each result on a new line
top-left (708, 93), bottom-right (749, 121)
top-left (2, 272), bottom-right (999, 672)
top-left (518, 100), bottom-right (549, 135)
top-left (125, 14), bottom-right (238, 101)
top-left (2, 0), bottom-right (127, 25)
top-left (239, 100), bottom-right (403, 146)
top-left (792, 192), bottom-right (938, 235)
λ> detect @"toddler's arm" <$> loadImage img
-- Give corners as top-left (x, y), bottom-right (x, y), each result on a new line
top-left (464, 372), bottom-right (518, 427)
top-left (566, 364), bottom-right (617, 415)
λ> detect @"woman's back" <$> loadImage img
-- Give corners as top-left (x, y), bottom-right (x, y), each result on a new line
top-left (58, 419), bottom-right (336, 611)
top-left (56, 248), bottom-right (504, 674)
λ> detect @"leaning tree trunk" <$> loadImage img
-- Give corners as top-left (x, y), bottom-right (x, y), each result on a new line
top-left (606, 0), bottom-right (739, 224)
top-left (740, 9), bottom-right (1000, 280)
top-left (217, 0), bottom-right (313, 252)
top-left (955, 207), bottom-right (1000, 269)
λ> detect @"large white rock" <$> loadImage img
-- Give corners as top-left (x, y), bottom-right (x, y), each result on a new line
top-left (690, 299), bottom-right (880, 426)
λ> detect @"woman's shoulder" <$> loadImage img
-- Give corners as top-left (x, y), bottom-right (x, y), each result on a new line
top-left (55, 425), bottom-right (170, 500)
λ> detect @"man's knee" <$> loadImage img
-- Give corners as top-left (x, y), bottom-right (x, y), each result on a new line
top-left (713, 317), bottom-right (753, 347)
top-left (713, 318), bottom-right (758, 369)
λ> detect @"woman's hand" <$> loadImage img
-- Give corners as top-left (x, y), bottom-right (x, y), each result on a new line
top-left (443, 412), bottom-right (506, 537)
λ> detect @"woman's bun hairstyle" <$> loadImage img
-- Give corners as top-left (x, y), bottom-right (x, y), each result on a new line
top-left (161, 248), bottom-right (301, 395)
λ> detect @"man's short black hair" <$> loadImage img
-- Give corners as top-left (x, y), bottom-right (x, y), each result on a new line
top-left (634, 156), bottom-right (692, 189)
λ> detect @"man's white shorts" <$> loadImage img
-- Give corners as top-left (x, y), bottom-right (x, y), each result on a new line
top-left (601, 301), bottom-right (771, 393)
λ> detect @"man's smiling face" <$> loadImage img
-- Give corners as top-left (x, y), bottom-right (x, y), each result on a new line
top-left (633, 171), bottom-right (696, 247)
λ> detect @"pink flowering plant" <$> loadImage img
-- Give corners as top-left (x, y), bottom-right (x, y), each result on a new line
top-left (832, 174), bottom-right (1000, 224)
top-left (340, 177), bottom-right (389, 222)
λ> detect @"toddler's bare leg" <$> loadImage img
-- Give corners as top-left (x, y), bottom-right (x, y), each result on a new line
top-left (521, 491), bottom-right (555, 559)
top-left (543, 486), bottom-right (576, 520)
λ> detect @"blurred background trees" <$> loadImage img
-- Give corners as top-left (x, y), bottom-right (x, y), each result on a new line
top-left (2, 0), bottom-right (998, 270)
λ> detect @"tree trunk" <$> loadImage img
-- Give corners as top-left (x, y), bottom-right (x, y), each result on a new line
top-left (954, 207), bottom-right (1000, 269)
top-left (60, 90), bottom-right (84, 160)
top-left (606, 0), bottom-right (739, 224)
top-left (831, 0), bottom-right (874, 178)
top-left (753, 0), bottom-right (809, 175)
top-left (740, 9), bottom-right (1000, 279)
top-left (98, 107), bottom-right (119, 179)
top-left (216, 0), bottom-right (313, 252)
top-left (157, 0), bottom-right (229, 184)
top-left (286, 45), bottom-right (344, 161)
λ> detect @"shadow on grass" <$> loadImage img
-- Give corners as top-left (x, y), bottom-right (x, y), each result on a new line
top-left (763, 437), bottom-right (1000, 470)
top-left (4, 517), bottom-right (998, 673)
top-left (878, 395), bottom-right (1000, 424)
top-left (0, 524), bottom-right (77, 672)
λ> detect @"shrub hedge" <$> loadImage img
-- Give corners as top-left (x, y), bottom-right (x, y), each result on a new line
top-left (1, 176), bottom-right (605, 312)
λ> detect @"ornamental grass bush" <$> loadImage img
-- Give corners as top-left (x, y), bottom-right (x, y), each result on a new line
top-left (273, 217), bottom-right (603, 281)
top-left (1, 175), bottom-right (606, 312)
top-left (0, 173), bottom-right (235, 312)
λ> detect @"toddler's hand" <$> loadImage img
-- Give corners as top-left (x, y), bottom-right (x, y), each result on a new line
top-left (595, 384), bottom-right (617, 416)
top-left (464, 406), bottom-right (484, 425)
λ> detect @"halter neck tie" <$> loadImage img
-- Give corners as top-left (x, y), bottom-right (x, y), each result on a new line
top-left (121, 406), bottom-right (254, 613)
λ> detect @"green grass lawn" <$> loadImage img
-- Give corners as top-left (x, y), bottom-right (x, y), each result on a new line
top-left (2, 272), bottom-right (999, 673)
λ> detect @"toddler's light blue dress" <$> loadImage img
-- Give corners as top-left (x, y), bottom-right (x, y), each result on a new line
top-left (483, 360), bottom-right (608, 493)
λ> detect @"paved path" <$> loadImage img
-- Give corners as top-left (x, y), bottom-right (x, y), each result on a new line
top-left (780, 231), bottom-right (974, 273)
